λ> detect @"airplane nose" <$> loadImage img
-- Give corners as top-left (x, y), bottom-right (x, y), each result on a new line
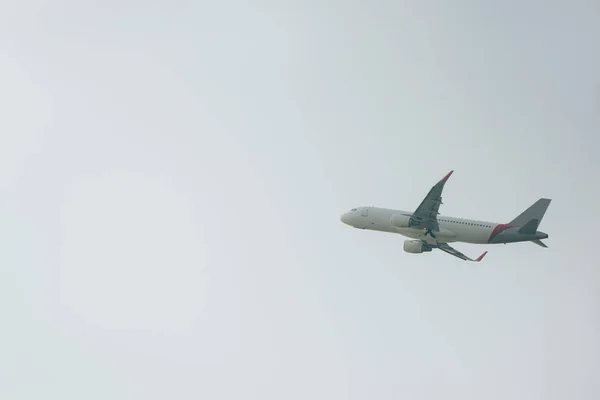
top-left (340, 212), bottom-right (350, 225)
top-left (340, 212), bottom-right (354, 226)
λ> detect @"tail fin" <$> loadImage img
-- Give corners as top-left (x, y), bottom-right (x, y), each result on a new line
top-left (518, 218), bottom-right (539, 234)
top-left (509, 198), bottom-right (551, 227)
top-left (531, 239), bottom-right (548, 248)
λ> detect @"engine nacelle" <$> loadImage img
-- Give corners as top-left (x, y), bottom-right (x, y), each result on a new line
top-left (403, 240), bottom-right (432, 254)
top-left (390, 214), bottom-right (412, 228)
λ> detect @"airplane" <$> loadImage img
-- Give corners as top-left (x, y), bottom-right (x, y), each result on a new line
top-left (339, 170), bottom-right (551, 262)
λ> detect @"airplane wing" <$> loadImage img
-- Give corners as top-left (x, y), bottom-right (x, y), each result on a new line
top-left (436, 242), bottom-right (488, 262)
top-left (410, 170), bottom-right (454, 231)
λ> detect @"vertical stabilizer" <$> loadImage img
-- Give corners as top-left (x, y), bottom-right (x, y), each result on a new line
top-left (518, 218), bottom-right (540, 234)
top-left (509, 198), bottom-right (551, 227)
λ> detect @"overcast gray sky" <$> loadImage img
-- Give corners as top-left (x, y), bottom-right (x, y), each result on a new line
top-left (1, 1), bottom-right (599, 399)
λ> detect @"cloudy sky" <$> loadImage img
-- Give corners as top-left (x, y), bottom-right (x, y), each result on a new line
top-left (1, 1), bottom-right (599, 399)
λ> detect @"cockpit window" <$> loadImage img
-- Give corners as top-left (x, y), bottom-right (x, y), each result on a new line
top-left (351, 208), bottom-right (357, 211)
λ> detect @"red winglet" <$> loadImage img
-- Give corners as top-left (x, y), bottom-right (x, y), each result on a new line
top-left (475, 251), bottom-right (488, 262)
top-left (441, 170), bottom-right (454, 183)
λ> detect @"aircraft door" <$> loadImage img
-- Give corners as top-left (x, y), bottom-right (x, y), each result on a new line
top-left (361, 207), bottom-right (368, 217)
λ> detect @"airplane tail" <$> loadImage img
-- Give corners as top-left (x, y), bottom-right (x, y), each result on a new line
top-left (509, 198), bottom-right (551, 227)
top-left (518, 218), bottom-right (540, 234)
top-left (509, 198), bottom-right (551, 247)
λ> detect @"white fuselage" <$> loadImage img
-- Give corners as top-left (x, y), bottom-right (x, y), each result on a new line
top-left (340, 206), bottom-right (500, 244)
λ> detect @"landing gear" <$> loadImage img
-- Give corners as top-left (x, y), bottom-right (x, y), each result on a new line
top-left (424, 228), bottom-right (436, 238)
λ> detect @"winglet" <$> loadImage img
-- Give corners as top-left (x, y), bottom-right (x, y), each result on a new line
top-left (441, 170), bottom-right (454, 183)
top-left (475, 251), bottom-right (488, 262)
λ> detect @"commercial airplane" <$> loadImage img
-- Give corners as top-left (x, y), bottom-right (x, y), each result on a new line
top-left (340, 170), bottom-right (551, 262)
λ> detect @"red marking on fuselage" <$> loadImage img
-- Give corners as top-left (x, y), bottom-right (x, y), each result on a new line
top-left (488, 223), bottom-right (514, 242)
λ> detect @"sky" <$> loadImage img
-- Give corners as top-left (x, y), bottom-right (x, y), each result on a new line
top-left (1, 1), bottom-right (599, 399)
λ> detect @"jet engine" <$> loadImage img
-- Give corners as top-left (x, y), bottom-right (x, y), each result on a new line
top-left (403, 240), bottom-right (432, 254)
top-left (390, 214), bottom-right (412, 228)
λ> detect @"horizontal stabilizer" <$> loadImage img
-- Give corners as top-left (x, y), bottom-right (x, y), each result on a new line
top-left (531, 239), bottom-right (548, 248)
top-left (518, 218), bottom-right (539, 234)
